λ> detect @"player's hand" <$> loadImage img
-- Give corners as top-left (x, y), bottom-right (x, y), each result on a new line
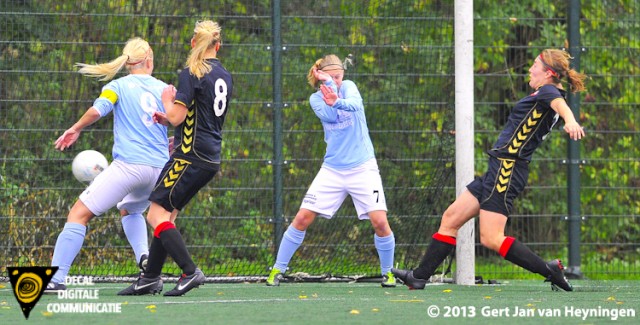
top-left (313, 68), bottom-right (330, 82)
top-left (153, 111), bottom-right (170, 126)
top-left (320, 84), bottom-right (338, 106)
top-left (54, 128), bottom-right (80, 151)
top-left (563, 121), bottom-right (585, 140)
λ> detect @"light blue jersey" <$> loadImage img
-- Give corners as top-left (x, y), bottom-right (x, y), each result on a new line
top-left (309, 79), bottom-right (375, 170)
top-left (92, 74), bottom-right (169, 168)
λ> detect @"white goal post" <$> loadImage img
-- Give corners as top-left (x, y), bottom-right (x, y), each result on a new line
top-left (454, 0), bottom-right (476, 285)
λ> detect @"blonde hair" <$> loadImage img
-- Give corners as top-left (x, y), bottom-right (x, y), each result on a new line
top-left (539, 49), bottom-right (587, 93)
top-left (307, 54), bottom-right (343, 87)
top-left (75, 37), bottom-right (152, 81)
top-left (186, 20), bottom-right (222, 79)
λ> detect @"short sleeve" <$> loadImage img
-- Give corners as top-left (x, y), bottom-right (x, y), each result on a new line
top-left (174, 69), bottom-right (196, 107)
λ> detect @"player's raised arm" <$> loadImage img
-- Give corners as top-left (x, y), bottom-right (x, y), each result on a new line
top-left (54, 107), bottom-right (101, 151)
top-left (550, 98), bottom-right (585, 141)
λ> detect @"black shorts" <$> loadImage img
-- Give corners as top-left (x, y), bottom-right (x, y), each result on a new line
top-left (149, 157), bottom-right (219, 212)
top-left (466, 156), bottom-right (529, 216)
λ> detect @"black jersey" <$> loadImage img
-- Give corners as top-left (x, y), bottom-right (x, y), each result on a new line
top-left (173, 58), bottom-right (233, 168)
top-left (489, 84), bottom-right (564, 162)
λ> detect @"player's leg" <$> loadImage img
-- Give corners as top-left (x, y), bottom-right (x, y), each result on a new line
top-left (48, 165), bottom-right (129, 292)
top-left (478, 158), bottom-right (572, 291)
top-left (392, 190), bottom-right (480, 289)
top-left (480, 211), bottom-right (572, 291)
top-left (46, 200), bottom-right (94, 292)
top-left (117, 164), bottom-right (161, 273)
top-left (368, 210), bottom-right (396, 287)
top-left (268, 166), bottom-right (345, 286)
top-left (120, 160), bottom-right (214, 296)
top-left (267, 208), bottom-right (318, 286)
top-left (155, 162), bottom-right (215, 296)
top-left (275, 208), bottom-right (317, 271)
top-left (481, 211), bottom-right (546, 274)
top-left (348, 158), bottom-right (396, 286)
top-left (120, 210), bottom-right (149, 271)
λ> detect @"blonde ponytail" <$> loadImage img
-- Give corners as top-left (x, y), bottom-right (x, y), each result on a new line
top-left (186, 20), bottom-right (222, 79)
top-left (76, 37), bottom-right (152, 81)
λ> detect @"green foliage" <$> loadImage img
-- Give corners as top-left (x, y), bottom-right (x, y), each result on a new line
top-left (0, 0), bottom-right (638, 280)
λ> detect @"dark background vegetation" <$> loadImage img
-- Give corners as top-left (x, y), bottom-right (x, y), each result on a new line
top-left (0, 0), bottom-right (638, 280)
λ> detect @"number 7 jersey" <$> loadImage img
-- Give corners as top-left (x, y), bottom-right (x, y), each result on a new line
top-left (173, 58), bottom-right (233, 168)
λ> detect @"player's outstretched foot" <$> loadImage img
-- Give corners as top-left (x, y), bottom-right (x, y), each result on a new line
top-left (164, 268), bottom-right (205, 296)
top-left (266, 267), bottom-right (284, 287)
top-left (118, 276), bottom-right (163, 296)
top-left (44, 282), bottom-right (67, 294)
top-left (381, 271), bottom-right (397, 288)
top-left (391, 268), bottom-right (427, 290)
top-left (544, 259), bottom-right (573, 292)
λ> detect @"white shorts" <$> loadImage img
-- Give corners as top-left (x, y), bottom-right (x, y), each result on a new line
top-left (300, 158), bottom-right (387, 220)
top-left (79, 160), bottom-right (162, 216)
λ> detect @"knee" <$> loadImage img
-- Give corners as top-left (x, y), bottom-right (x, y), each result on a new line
top-left (291, 210), bottom-right (316, 230)
top-left (369, 216), bottom-right (391, 236)
top-left (438, 209), bottom-right (460, 235)
top-left (67, 202), bottom-right (94, 226)
top-left (479, 233), bottom-right (502, 252)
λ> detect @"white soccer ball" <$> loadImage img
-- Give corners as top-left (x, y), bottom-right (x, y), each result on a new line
top-left (72, 150), bottom-right (109, 182)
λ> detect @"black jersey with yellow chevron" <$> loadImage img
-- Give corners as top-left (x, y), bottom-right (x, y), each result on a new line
top-left (489, 84), bottom-right (564, 162)
top-left (172, 58), bottom-right (233, 168)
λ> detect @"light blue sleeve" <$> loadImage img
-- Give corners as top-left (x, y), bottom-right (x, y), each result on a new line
top-left (332, 80), bottom-right (363, 112)
top-left (309, 79), bottom-right (363, 122)
top-left (309, 90), bottom-right (339, 123)
top-left (92, 82), bottom-right (119, 117)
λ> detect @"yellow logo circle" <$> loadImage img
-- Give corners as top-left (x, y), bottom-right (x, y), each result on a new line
top-left (14, 272), bottom-right (43, 304)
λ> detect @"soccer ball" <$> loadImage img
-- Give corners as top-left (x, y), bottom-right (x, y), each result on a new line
top-left (71, 150), bottom-right (109, 182)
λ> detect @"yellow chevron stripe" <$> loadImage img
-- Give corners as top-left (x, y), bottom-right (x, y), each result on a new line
top-left (181, 144), bottom-right (192, 153)
top-left (496, 184), bottom-right (507, 193)
top-left (526, 117), bottom-right (538, 127)
top-left (163, 178), bottom-right (174, 187)
top-left (522, 124), bottom-right (531, 133)
top-left (502, 160), bottom-right (514, 169)
top-left (532, 109), bottom-right (542, 118)
top-left (174, 163), bottom-right (186, 172)
top-left (183, 136), bottom-right (193, 144)
top-left (186, 118), bottom-right (194, 126)
top-left (498, 175), bottom-right (509, 184)
top-left (184, 127), bottom-right (193, 136)
top-left (517, 131), bottom-right (527, 141)
top-left (511, 138), bottom-right (522, 148)
top-left (501, 169), bottom-right (512, 177)
top-left (508, 146), bottom-right (518, 154)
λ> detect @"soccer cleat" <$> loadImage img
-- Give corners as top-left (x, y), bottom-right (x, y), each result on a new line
top-left (44, 282), bottom-right (67, 294)
top-left (117, 276), bottom-right (163, 296)
top-left (163, 268), bottom-right (205, 296)
top-left (381, 271), bottom-right (397, 288)
top-left (266, 268), bottom-right (284, 287)
top-left (391, 268), bottom-right (428, 290)
top-left (138, 254), bottom-right (148, 274)
top-left (544, 259), bottom-right (573, 292)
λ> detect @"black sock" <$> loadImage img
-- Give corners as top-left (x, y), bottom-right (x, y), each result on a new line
top-left (159, 228), bottom-right (196, 275)
top-left (501, 237), bottom-right (550, 277)
top-left (144, 236), bottom-right (167, 278)
top-left (413, 233), bottom-right (456, 279)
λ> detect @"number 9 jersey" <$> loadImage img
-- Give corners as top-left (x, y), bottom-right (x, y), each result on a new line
top-left (173, 58), bottom-right (233, 168)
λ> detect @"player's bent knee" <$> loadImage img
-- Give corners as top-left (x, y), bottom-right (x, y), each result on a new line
top-left (479, 234), bottom-right (502, 252)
